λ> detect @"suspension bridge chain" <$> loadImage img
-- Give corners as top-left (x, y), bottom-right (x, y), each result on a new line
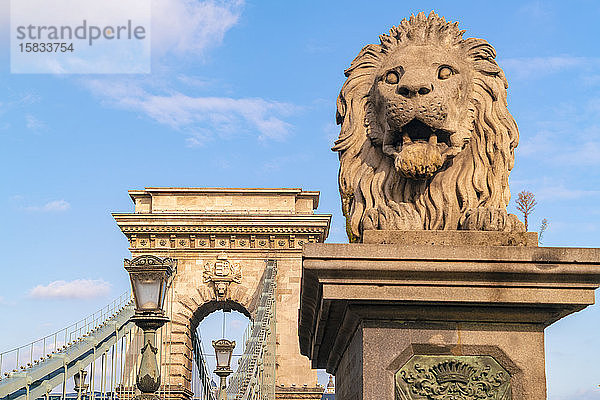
top-left (0, 293), bottom-right (136, 400)
top-left (225, 260), bottom-right (276, 400)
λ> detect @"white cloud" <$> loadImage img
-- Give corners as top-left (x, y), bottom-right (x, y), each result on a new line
top-left (0, 295), bottom-right (16, 306)
top-left (0, 93), bottom-right (41, 116)
top-left (14, 93), bottom-right (41, 106)
top-left (548, 220), bottom-right (599, 234)
top-left (500, 56), bottom-right (596, 80)
top-left (151, 0), bottom-right (243, 57)
top-left (76, 0), bottom-right (295, 144)
top-left (517, 130), bottom-right (555, 157)
top-left (535, 184), bottom-right (600, 202)
top-left (229, 319), bottom-right (244, 331)
top-left (84, 78), bottom-right (296, 144)
top-left (176, 75), bottom-right (212, 88)
top-left (323, 121), bottom-right (339, 143)
top-left (512, 176), bottom-right (600, 203)
top-left (517, 1), bottom-right (554, 21)
top-left (554, 140), bottom-right (600, 166)
top-left (582, 74), bottom-right (600, 86)
top-left (25, 199), bottom-right (71, 212)
top-left (29, 279), bottom-right (111, 300)
top-left (25, 114), bottom-right (44, 131)
top-left (9, 0), bottom-right (241, 72)
top-left (261, 153), bottom-right (310, 173)
top-left (518, 119), bottom-right (600, 166)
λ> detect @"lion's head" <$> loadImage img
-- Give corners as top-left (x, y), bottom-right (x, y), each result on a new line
top-left (333, 12), bottom-right (523, 242)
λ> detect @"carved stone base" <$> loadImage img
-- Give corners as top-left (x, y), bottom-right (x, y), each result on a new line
top-left (275, 385), bottom-right (324, 400)
top-left (298, 232), bottom-right (600, 400)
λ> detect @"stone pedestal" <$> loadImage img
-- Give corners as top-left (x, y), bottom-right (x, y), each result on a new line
top-left (298, 231), bottom-right (600, 400)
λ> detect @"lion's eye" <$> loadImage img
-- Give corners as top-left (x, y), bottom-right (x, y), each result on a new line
top-left (438, 66), bottom-right (454, 80)
top-left (385, 71), bottom-right (399, 84)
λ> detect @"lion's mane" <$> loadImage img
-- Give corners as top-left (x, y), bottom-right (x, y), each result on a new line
top-left (333, 12), bottom-right (519, 242)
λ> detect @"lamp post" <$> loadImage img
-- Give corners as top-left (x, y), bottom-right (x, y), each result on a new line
top-left (73, 370), bottom-right (88, 400)
top-left (212, 339), bottom-right (235, 400)
top-left (124, 255), bottom-right (176, 400)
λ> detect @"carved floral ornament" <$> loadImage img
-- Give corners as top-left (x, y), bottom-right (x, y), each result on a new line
top-left (395, 355), bottom-right (511, 400)
top-left (203, 254), bottom-right (242, 301)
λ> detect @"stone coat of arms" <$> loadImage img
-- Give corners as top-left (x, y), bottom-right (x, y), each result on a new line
top-left (396, 355), bottom-right (511, 400)
top-left (203, 254), bottom-right (242, 301)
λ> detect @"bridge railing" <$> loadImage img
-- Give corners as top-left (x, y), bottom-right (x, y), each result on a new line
top-left (226, 260), bottom-right (276, 400)
top-left (0, 292), bottom-right (131, 380)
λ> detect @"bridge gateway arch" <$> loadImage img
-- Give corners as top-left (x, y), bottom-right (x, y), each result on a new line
top-left (113, 188), bottom-right (331, 400)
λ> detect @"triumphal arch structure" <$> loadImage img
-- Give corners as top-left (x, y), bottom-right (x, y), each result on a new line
top-left (113, 188), bottom-right (331, 400)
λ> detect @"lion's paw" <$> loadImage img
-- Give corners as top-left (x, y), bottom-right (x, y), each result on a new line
top-left (388, 202), bottom-right (422, 230)
top-left (460, 207), bottom-right (509, 231)
top-left (507, 213), bottom-right (526, 232)
top-left (460, 208), bottom-right (526, 232)
top-left (363, 203), bottom-right (421, 231)
top-left (363, 208), bottom-right (380, 231)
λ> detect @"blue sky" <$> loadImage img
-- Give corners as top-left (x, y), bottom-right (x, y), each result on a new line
top-left (1, 0), bottom-right (600, 398)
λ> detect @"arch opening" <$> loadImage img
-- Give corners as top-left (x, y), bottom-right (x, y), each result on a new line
top-left (190, 301), bottom-right (252, 400)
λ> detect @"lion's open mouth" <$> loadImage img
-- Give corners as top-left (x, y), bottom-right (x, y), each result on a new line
top-left (395, 119), bottom-right (452, 148)
top-left (381, 118), bottom-right (460, 180)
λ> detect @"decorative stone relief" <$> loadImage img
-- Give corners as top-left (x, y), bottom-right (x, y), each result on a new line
top-left (395, 355), bottom-right (511, 400)
top-left (125, 231), bottom-right (314, 250)
top-left (203, 254), bottom-right (242, 301)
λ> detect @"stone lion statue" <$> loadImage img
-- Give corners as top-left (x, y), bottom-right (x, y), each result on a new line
top-left (333, 11), bottom-right (525, 241)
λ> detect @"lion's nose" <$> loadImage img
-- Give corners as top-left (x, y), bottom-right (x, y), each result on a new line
top-left (397, 84), bottom-right (432, 98)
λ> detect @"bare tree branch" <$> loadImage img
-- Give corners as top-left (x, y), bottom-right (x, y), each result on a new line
top-left (515, 190), bottom-right (537, 231)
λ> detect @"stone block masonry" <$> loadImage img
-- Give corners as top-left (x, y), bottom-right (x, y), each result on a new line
top-left (114, 188), bottom-right (331, 400)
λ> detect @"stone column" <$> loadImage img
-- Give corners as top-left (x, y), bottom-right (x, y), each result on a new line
top-left (299, 231), bottom-right (600, 400)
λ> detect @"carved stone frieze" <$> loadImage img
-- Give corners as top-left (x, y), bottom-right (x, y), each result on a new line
top-left (118, 225), bottom-right (326, 234)
top-left (125, 233), bottom-right (314, 250)
top-left (395, 355), bottom-right (511, 400)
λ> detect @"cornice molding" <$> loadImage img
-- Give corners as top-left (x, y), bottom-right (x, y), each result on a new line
top-left (114, 212), bottom-right (332, 248)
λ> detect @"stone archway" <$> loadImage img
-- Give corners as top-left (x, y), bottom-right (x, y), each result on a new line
top-left (190, 300), bottom-right (252, 334)
top-left (114, 188), bottom-right (331, 400)
top-left (166, 253), bottom-right (271, 398)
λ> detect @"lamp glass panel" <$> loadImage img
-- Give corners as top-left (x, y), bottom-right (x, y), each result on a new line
top-left (132, 275), bottom-right (162, 311)
top-left (215, 349), bottom-right (230, 368)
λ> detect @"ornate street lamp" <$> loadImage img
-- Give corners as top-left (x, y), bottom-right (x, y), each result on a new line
top-left (73, 370), bottom-right (88, 400)
top-left (124, 255), bottom-right (176, 400)
top-left (212, 339), bottom-right (236, 400)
